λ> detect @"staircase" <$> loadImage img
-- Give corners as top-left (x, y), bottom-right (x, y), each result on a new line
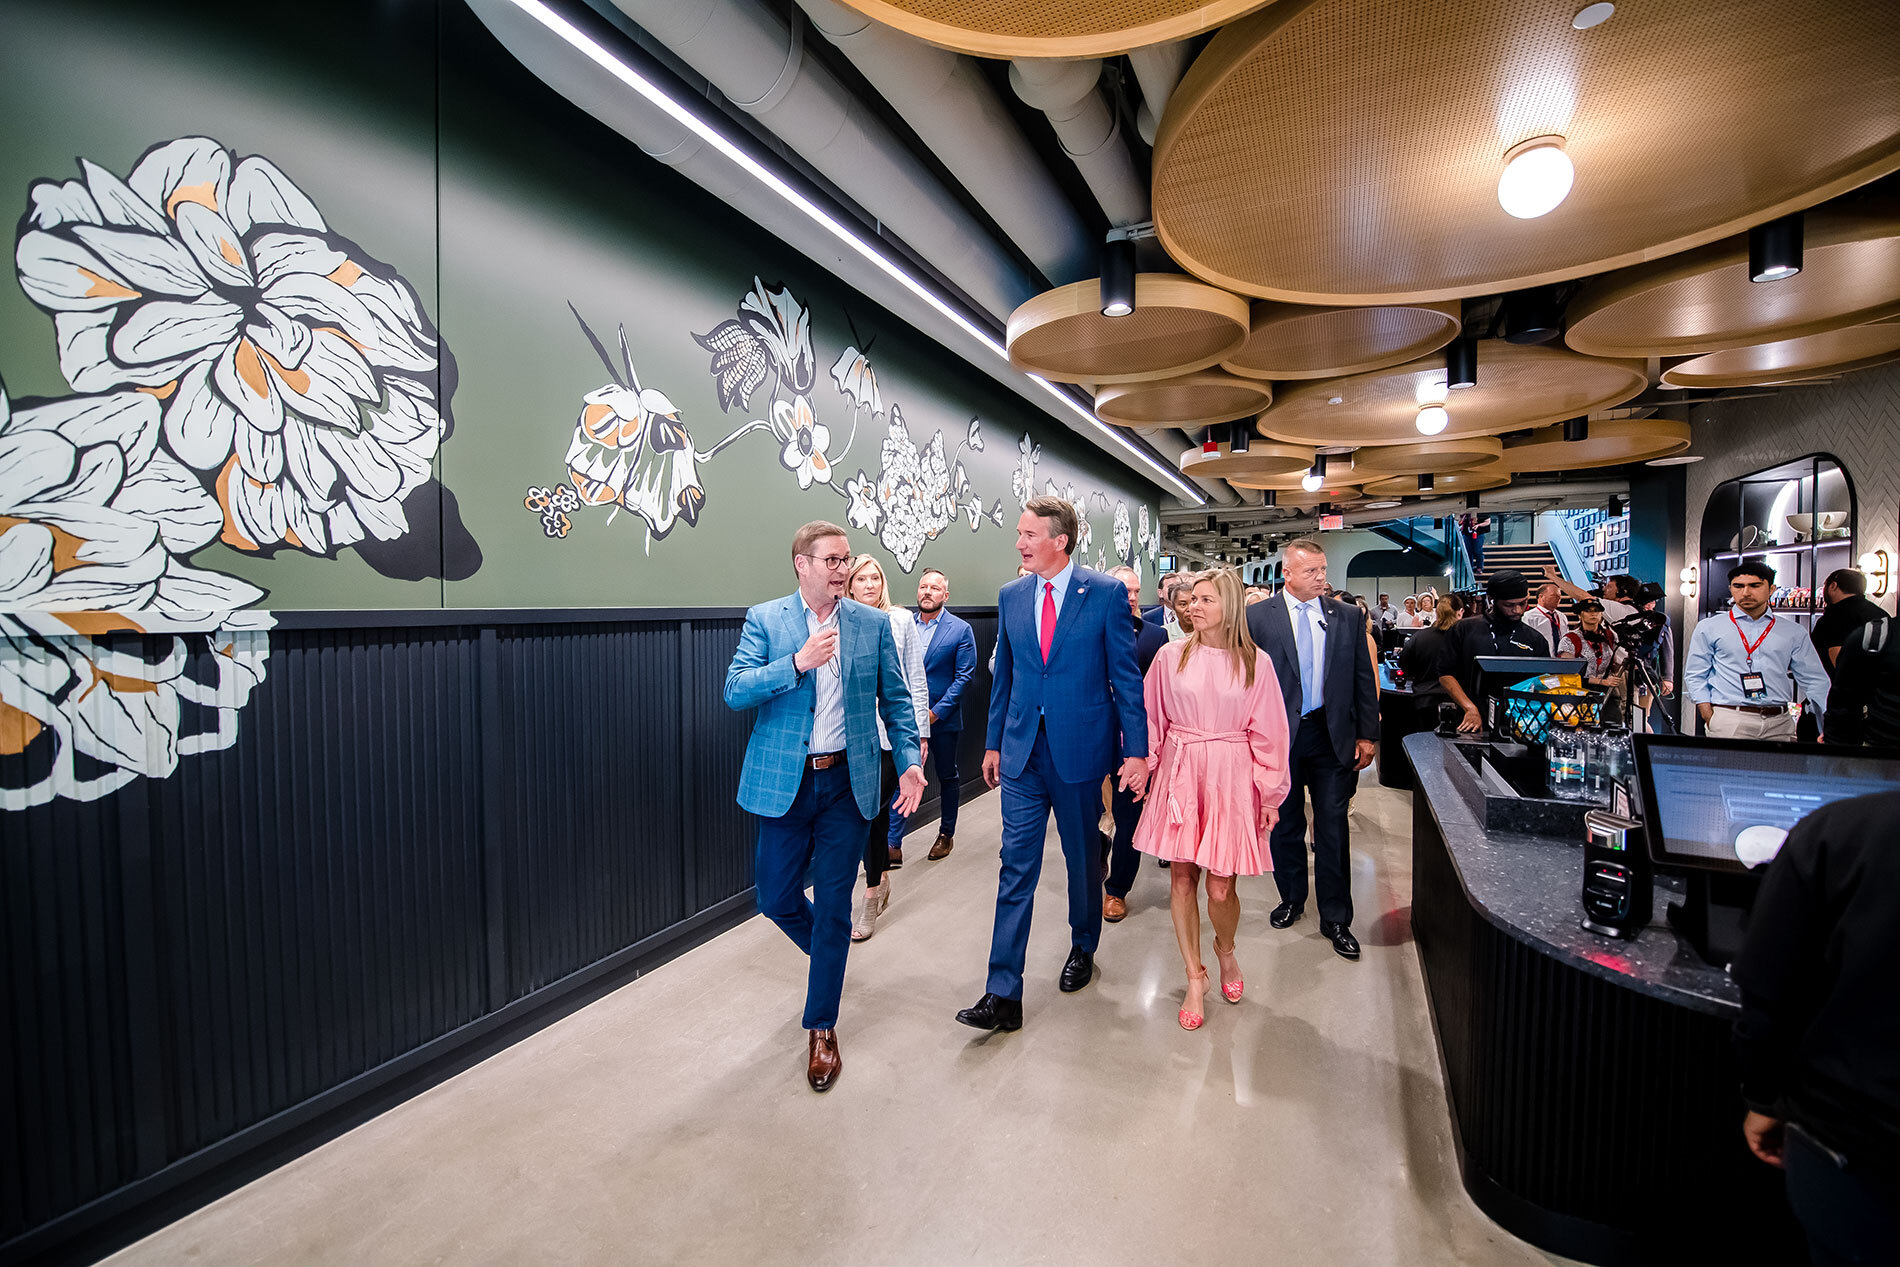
top-left (1472, 542), bottom-right (1586, 617)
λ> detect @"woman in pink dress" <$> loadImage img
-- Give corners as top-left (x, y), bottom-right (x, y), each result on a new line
top-left (1132, 568), bottom-right (1293, 1031)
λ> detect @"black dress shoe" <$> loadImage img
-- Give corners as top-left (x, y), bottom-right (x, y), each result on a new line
top-left (1269, 901), bottom-right (1305, 929)
top-left (955, 993), bottom-right (1023, 1031)
top-left (1320, 921), bottom-right (1361, 961)
top-left (1059, 948), bottom-right (1094, 993)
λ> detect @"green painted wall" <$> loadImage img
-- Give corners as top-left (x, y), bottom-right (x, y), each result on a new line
top-left (0, 0), bottom-right (1162, 613)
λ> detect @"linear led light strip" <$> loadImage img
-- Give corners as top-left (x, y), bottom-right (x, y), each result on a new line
top-left (506, 0), bottom-right (1206, 506)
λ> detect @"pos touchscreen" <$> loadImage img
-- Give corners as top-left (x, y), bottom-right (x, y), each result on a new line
top-left (1632, 734), bottom-right (1900, 874)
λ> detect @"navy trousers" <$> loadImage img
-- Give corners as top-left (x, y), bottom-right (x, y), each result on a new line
top-left (754, 764), bottom-right (867, 1030)
top-left (1784, 1123), bottom-right (1900, 1267)
top-left (986, 726), bottom-right (1104, 1000)
top-left (889, 731), bottom-right (961, 845)
top-left (1102, 776), bottom-right (1143, 899)
top-left (1269, 707), bottom-right (1356, 926)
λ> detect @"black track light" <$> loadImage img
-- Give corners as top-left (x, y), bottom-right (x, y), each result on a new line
top-left (1446, 337), bottom-right (1477, 389)
top-left (1749, 212), bottom-right (1803, 283)
top-left (1466, 492), bottom-right (1482, 510)
top-left (1608, 495), bottom-right (1625, 518)
top-left (1419, 473), bottom-right (1436, 493)
top-left (1230, 425), bottom-right (1251, 453)
top-left (1503, 286), bottom-right (1565, 345)
top-left (1563, 417), bottom-right (1589, 442)
top-left (1262, 490), bottom-right (1277, 507)
top-left (1206, 514), bottom-right (1218, 533)
top-left (1101, 238), bottom-right (1137, 316)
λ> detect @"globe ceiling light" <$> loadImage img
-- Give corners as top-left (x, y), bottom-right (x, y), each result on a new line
top-left (1301, 459), bottom-right (1325, 492)
top-left (1497, 136), bottom-right (1574, 220)
top-left (1416, 404), bottom-right (1449, 435)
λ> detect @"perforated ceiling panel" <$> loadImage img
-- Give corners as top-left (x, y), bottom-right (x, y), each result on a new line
top-left (1222, 300), bottom-right (1462, 380)
top-left (1178, 440), bottom-right (1315, 479)
top-left (1095, 370), bottom-right (1273, 427)
top-left (1257, 339), bottom-right (1645, 447)
top-left (1495, 417), bottom-right (1692, 473)
top-left (828, 0), bottom-right (1276, 57)
top-left (1348, 436), bottom-right (1504, 477)
top-left (1008, 276), bottom-right (1250, 384)
top-left (1359, 469), bottom-right (1513, 498)
top-left (1658, 318), bottom-right (1900, 389)
top-left (1565, 208), bottom-right (1900, 357)
top-left (1153, 0), bottom-right (1900, 304)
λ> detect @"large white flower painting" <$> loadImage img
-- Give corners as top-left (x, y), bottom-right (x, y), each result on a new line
top-left (4, 136), bottom-right (470, 809)
top-left (528, 277), bottom-right (1018, 569)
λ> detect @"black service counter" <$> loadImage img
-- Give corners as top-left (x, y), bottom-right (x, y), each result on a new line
top-left (1405, 732), bottom-right (1801, 1265)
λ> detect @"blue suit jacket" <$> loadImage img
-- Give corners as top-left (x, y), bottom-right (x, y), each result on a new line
top-left (918, 608), bottom-right (978, 732)
top-left (986, 565), bottom-right (1147, 784)
top-left (724, 594), bottom-right (921, 820)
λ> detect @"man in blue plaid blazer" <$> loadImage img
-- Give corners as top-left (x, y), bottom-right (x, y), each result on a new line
top-left (725, 520), bottom-right (923, 1093)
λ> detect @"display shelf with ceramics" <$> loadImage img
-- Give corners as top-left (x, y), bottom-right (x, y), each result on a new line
top-left (1696, 454), bottom-right (1856, 622)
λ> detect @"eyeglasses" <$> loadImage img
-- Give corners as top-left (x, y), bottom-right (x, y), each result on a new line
top-left (800, 553), bottom-right (854, 572)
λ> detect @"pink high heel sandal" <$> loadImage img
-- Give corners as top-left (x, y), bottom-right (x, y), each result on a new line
top-left (1214, 937), bottom-right (1244, 1004)
top-left (1179, 968), bottom-right (1209, 1031)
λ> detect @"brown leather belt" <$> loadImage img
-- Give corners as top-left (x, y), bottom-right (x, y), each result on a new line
top-left (807, 752), bottom-right (848, 771)
top-left (1714, 703), bottom-right (1789, 716)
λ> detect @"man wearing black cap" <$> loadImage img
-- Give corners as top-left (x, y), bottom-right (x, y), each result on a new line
top-left (1443, 570), bottom-right (1551, 732)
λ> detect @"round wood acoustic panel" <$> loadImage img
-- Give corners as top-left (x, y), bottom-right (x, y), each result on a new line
top-left (1221, 300), bottom-right (1463, 380)
top-left (1178, 440), bottom-right (1315, 481)
top-left (1565, 207), bottom-right (1900, 357)
top-left (1658, 317), bottom-right (1900, 388)
top-left (1257, 340), bottom-right (1645, 447)
top-left (1347, 436), bottom-right (1505, 478)
top-left (1008, 275), bottom-right (1251, 385)
top-left (1095, 369), bottom-right (1273, 428)
top-left (1152, 0), bottom-right (1900, 304)
top-left (824, 0), bottom-right (1276, 58)
top-left (1495, 417), bottom-right (1692, 473)
top-left (1359, 469), bottom-right (1513, 499)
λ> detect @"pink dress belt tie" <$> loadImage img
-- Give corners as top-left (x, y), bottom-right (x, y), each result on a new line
top-left (1165, 726), bottom-right (1249, 827)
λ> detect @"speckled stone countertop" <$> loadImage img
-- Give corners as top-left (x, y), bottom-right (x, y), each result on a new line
top-left (1405, 732), bottom-right (1740, 1016)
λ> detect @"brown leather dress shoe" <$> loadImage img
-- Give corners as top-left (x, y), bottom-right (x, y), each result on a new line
top-left (807, 1029), bottom-right (842, 1093)
top-left (1103, 894), bottom-right (1127, 923)
top-left (927, 833), bottom-right (955, 860)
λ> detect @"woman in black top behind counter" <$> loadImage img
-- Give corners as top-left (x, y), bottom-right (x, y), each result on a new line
top-left (1398, 598), bottom-right (1460, 726)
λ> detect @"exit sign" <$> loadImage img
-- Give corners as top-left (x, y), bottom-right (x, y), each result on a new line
top-left (1319, 513), bottom-right (1344, 530)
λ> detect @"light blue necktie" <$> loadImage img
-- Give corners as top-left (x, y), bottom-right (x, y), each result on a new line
top-left (1294, 600), bottom-right (1321, 715)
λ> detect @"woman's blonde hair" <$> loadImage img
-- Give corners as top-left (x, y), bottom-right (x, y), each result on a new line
top-left (846, 554), bottom-right (890, 611)
top-left (1433, 597), bottom-right (1458, 630)
top-left (1178, 567), bottom-right (1258, 687)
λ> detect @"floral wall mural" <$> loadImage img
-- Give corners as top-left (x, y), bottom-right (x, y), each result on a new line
top-left (519, 277), bottom-right (1165, 579)
top-left (5, 136), bottom-right (468, 806)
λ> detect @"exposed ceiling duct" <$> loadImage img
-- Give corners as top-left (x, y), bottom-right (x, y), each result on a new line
top-left (793, 0), bottom-right (1094, 285)
top-left (1127, 41), bottom-right (1190, 146)
top-left (1007, 58), bottom-right (1151, 228)
top-left (610, 0), bottom-right (1039, 321)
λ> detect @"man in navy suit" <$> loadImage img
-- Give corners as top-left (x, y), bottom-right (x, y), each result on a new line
top-left (1103, 565), bottom-right (1171, 922)
top-left (957, 497), bottom-right (1149, 1032)
top-left (900, 567), bottom-right (978, 861)
top-left (1244, 537), bottom-right (1379, 961)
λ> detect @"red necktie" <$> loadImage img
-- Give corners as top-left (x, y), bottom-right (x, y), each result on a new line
top-left (1040, 581), bottom-right (1056, 663)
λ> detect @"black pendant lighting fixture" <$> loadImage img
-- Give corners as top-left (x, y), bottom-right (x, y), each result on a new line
top-left (1503, 286), bottom-right (1565, 344)
top-left (1466, 492), bottom-right (1482, 509)
top-left (1419, 473), bottom-right (1436, 493)
top-left (1262, 489), bottom-right (1277, 507)
top-left (1230, 424), bottom-right (1251, 453)
top-left (1302, 457), bottom-right (1325, 492)
top-left (1446, 337), bottom-right (1478, 389)
top-left (1563, 416), bottom-right (1589, 442)
top-left (1608, 495), bottom-right (1625, 518)
top-left (1749, 212), bottom-right (1803, 283)
top-left (1101, 237), bottom-right (1137, 316)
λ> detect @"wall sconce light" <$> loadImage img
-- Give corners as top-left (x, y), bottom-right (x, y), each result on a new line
top-left (1858, 549), bottom-right (1890, 598)
top-left (1678, 564), bottom-right (1697, 600)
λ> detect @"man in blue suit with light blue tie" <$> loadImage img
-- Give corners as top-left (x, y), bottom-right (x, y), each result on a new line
top-left (725, 520), bottom-right (924, 1092)
top-left (957, 497), bottom-right (1149, 1032)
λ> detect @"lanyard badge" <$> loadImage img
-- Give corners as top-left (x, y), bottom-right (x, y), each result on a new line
top-left (1730, 611), bottom-right (1774, 699)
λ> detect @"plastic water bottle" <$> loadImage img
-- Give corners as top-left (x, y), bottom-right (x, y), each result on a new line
top-left (1582, 727), bottom-right (1611, 806)
top-left (1547, 725), bottom-right (1585, 801)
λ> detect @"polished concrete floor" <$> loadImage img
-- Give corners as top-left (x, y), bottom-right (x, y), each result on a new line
top-left (110, 779), bottom-right (1570, 1266)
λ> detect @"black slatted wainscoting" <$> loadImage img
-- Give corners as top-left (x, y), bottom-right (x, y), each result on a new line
top-left (0, 607), bottom-right (995, 1265)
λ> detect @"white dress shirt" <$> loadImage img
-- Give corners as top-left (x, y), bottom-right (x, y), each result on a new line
top-left (1284, 589), bottom-right (1329, 714)
top-left (799, 593), bottom-right (846, 753)
top-left (1031, 558), bottom-right (1076, 649)
top-left (1523, 603), bottom-right (1568, 651)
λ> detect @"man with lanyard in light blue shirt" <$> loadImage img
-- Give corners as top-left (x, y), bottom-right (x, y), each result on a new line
top-left (1685, 559), bottom-right (1831, 742)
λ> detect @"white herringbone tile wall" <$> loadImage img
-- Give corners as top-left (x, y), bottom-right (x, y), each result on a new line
top-left (1684, 361), bottom-right (1900, 644)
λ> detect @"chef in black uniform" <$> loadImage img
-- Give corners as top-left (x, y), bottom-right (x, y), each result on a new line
top-left (1443, 571), bottom-right (1550, 733)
